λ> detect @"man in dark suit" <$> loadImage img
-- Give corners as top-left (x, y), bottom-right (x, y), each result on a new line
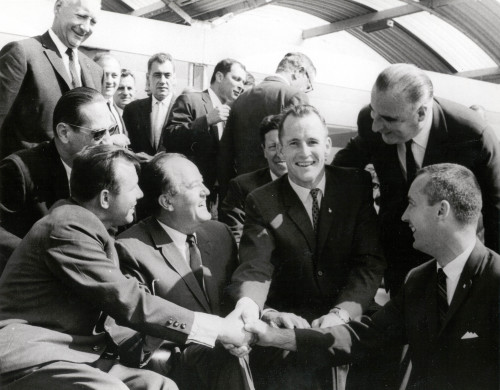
top-left (0, 87), bottom-right (115, 239)
top-left (217, 52), bottom-right (315, 200)
top-left (0, 145), bottom-right (251, 389)
top-left (0, 0), bottom-right (103, 159)
top-left (220, 114), bottom-right (286, 243)
top-left (94, 53), bottom-right (129, 146)
top-left (164, 58), bottom-right (247, 214)
top-left (247, 163), bottom-right (500, 390)
top-left (227, 105), bottom-right (385, 389)
top-left (115, 153), bottom-right (254, 390)
top-left (123, 52), bottom-right (176, 157)
top-left (333, 63), bottom-right (500, 296)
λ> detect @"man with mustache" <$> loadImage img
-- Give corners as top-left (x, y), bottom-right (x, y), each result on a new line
top-left (0, 0), bottom-right (103, 159)
top-left (164, 58), bottom-right (247, 216)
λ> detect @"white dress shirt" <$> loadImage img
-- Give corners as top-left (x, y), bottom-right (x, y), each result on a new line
top-left (437, 239), bottom-right (476, 305)
top-left (397, 121), bottom-right (431, 177)
top-left (107, 98), bottom-right (124, 134)
top-left (151, 94), bottom-right (172, 148)
top-left (288, 173), bottom-right (326, 227)
top-left (207, 87), bottom-right (224, 139)
top-left (48, 29), bottom-right (81, 83)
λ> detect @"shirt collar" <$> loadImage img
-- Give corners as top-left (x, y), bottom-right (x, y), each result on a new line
top-left (49, 28), bottom-right (72, 58)
top-left (60, 157), bottom-right (72, 182)
top-left (438, 239), bottom-right (476, 280)
top-left (412, 116), bottom-right (432, 150)
top-left (288, 172), bottom-right (326, 203)
top-left (270, 170), bottom-right (279, 181)
top-left (208, 87), bottom-right (223, 107)
top-left (157, 219), bottom-right (190, 247)
top-left (272, 73), bottom-right (291, 85)
top-left (152, 94), bottom-right (171, 107)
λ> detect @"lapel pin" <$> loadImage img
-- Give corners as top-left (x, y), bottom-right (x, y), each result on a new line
top-left (328, 208), bottom-right (332, 213)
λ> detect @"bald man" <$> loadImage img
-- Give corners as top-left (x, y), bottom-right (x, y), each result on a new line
top-left (0, 0), bottom-right (103, 159)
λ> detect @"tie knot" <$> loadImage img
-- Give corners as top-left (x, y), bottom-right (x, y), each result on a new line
top-left (186, 234), bottom-right (197, 246)
top-left (405, 140), bottom-right (413, 148)
top-left (65, 48), bottom-right (74, 60)
top-left (310, 188), bottom-right (320, 199)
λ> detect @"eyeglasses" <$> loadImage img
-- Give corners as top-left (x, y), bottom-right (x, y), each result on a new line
top-left (304, 69), bottom-right (314, 93)
top-left (67, 123), bottom-right (118, 142)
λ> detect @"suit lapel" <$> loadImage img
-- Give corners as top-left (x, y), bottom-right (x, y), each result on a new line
top-left (147, 219), bottom-right (211, 312)
top-left (49, 140), bottom-right (70, 201)
top-left (79, 55), bottom-right (96, 89)
top-left (422, 100), bottom-right (448, 167)
top-left (196, 229), bottom-right (219, 313)
top-left (438, 242), bottom-right (485, 336)
top-left (158, 95), bottom-right (177, 152)
top-left (316, 169), bottom-right (338, 255)
top-left (424, 262), bottom-right (440, 341)
top-left (141, 97), bottom-right (154, 151)
top-left (41, 32), bottom-right (72, 89)
top-left (282, 178), bottom-right (316, 251)
top-left (202, 91), bottom-right (219, 144)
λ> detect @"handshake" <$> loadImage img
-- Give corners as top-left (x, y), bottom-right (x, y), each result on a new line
top-left (217, 298), bottom-right (349, 356)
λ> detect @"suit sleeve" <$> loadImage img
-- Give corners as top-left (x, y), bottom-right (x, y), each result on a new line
top-left (217, 112), bottom-right (237, 201)
top-left (164, 94), bottom-right (213, 154)
top-left (0, 41), bottom-right (27, 131)
top-left (295, 287), bottom-right (406, 367)
top-left (46, 217), bottom-right (195, 345)
top-left (334, 171), bottom-right (386, 317)
top-left (474, 126), bottom-right (500, 253)
top-left (220, 178), bottom-right (246, 244)
top-left (227, 192), bottom-right (276, 309)
top-left (333, 106), bottom-right (373, 169)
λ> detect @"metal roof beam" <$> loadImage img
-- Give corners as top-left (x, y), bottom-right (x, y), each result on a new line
top-left (454, 67), bottom-right (500, 79)
top-left (166, 1), bottom-right (194, 25)
top-left (131, 1), bottom-right (167, 17)
top-left (302, 4), bottom-right (421, 39)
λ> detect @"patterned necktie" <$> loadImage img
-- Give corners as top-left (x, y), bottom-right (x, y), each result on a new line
top-left (152, 101), bottom-right (164, 150)
top-left (310, 188), bottom-right (320, 232)
top-left (186, 234), bottom-right (204, 289)
top-left (65, 48), bottom-right (81, 88)
top-left (437, 268), bottom-right (448, 326)
top-left (405, 140), bottom-right (417, 185)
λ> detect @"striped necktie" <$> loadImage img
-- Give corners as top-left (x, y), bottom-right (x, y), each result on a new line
top-left (65, 48), bottom-right (81, 88)
top-left (310, 188), bottom-right (320, 232)
top-left (437, 268), bottom-right (448, 326)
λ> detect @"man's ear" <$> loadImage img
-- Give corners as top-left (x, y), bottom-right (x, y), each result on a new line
top-left (215, 71), bottom-right (224, 83)
top-left (437, 200), bottom-right (451, 219)
top-left (159, 194), bottom-right (174, 211)
top-left (56, 123), bottom-right (70, 144)
top-left (100, 190), bottom-right (110, 209)
top-left (417, 104), bottom-right (428, 122)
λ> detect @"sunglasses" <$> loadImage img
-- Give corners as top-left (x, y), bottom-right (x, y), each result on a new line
top-left (68, 123), bottom-right (119, 142)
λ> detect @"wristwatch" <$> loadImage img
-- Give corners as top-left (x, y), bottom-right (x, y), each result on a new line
top-left (329, 307), bottom-right (351, 323)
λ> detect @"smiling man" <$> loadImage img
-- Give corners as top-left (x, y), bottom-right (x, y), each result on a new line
top-left (0, 0), bottom-right (103, 159)
top-left (333, 63), bottom-right (500, 296)
top-left (246, 163), bottom-right (500, 390)
top-left (227, 104), bottom-right (385, 390)
top-left (220, 114), bottom-right (287, 243)
top-left (114, 153), bottom-right (254, 390)
top-left (123, 53), bottom-right (177, 157)
top-left (165, 58), bottom-right (247, 216)
top-left (114, 69), bottom-right (136, 112)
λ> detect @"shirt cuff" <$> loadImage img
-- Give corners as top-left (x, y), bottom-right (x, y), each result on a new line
top-left (187, 312), bottom-right (222, 348)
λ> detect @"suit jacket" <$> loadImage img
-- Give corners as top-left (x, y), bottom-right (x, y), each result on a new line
top-left (333, 98), bottom-right (500, 293)
top-left (228, 166), bottom-right (386, 321)
top-left (0, 139), bottom-right (69, 238)
top-left (123, 96), bottom-right (174, 156)
top-left (109, 100), bottom-right (128, 136)
top-left (164, 90), bottom-right (220, 193)
top-left (296, 241), bottom-right (500, 390)
top-left (0, 200), bottom-right (196, 374)
top-left (0, 32), bottom-right (103, 159)
top-left (217, 76), bottom-right (309, 199)
top-left (220, 167), bottom-right (272, 244)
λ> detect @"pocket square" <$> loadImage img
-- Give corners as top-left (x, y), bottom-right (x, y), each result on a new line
top-left (461, 331), bottom-right (478, 339)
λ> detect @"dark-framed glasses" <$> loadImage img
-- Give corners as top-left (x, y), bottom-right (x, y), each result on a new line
top-left (67, 123), bottom-right (118, 142)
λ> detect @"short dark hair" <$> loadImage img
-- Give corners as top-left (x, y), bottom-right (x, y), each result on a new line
top-left (278, 104), bottom-right (327, 140)
top-left (276, 52), bottom-right (316, 77)
top-left (71, 144), bottom-right (140, 203)
top-left (147, 52), bottom-right (175, 73)
top-left (374, 63), bottom-right (433, 105)
top-left (53, 87), bottom-right (104, 135)
top-left (417, 163), bottom-right (482, 226)
top-left (120, 68), bottom-right (135, 80)
top-left (210, 58), bottom-right (246, 85)
top-left (140, 152), bottom-right (187, 215)
top-left (259, 114), bottom-right (282, 145)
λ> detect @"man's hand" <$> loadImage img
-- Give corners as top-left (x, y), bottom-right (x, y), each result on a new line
top-left (245, 320), bottom-right (297, 351)
top-left (262, 311), bottom-right (310, 329)
top-left (207, 105), bottom-right (231, 125)
top-left (311, 313), bottom-right (346, 328)
top-left (217, 316), bottom-right (254, 347)
top-left (135, 151), bottom-right (153, 162)
top-left (110, 133), bottom-right (131, 148)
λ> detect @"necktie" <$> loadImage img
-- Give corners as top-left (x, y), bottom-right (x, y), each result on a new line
top-left (186, 234), bottom-right (204, 289)
top-left (310, 188), bottom-right (320, 232)
top-left (152, 101), bottom-right (164, 150)
top-left (107, 101), bottom-right (123, 134)
top-left (65, 48), bottom-right (81, 88)
top-left (405, 140), bottom-right (417, 184)
top-left (437, 268), bottom-right (448, 326)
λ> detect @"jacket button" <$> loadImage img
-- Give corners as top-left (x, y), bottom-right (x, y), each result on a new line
top-left (180, 323), bottom-right (186, 329)
top-left (167, 319), bottom-right (173, 326)
top-left (173, 321), bottom-right (179, 327)
top-left (92, 345), bottom-right (101, 351)
top-left (317, 270), bottom-right (323, 276)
